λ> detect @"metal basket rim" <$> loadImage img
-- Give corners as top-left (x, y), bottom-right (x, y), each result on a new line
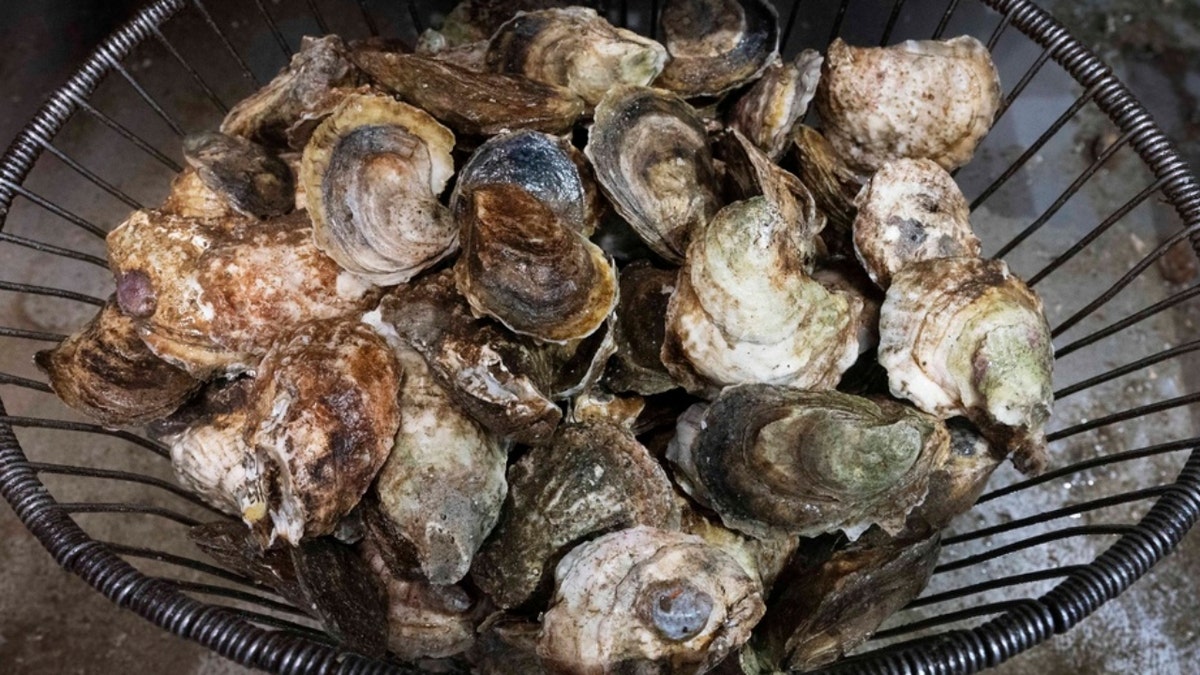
top-left (1, 1), bottom-right (1199, 673)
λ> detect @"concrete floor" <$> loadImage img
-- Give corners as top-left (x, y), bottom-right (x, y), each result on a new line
top-left (2, 1), bottom-right (1199, 673)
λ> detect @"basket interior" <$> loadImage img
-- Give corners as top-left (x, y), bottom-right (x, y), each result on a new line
top-left (2, 0), bottom-right (1200, 673)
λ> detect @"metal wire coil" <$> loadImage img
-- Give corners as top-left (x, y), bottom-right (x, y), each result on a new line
top-left (2, 0), bottom-right (1199, 673)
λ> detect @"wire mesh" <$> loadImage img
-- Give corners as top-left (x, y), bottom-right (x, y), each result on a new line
top-left (1, 0), bottom-right (1199, 673)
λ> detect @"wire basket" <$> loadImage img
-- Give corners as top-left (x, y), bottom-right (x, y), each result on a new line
top-left (2, 0), bottom-right (1199, 672)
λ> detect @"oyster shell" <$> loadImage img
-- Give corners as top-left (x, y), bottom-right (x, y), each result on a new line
top-left (221, 35), bottom-right (358, 148)
top-left (377, 270), bottom-right (562, 445)
top-left (539, 526), bottom-right (765, 674)
top-left (586, 85), bottom-right (721, 264)
top-left (454, 183), bottom-right (618, 343)
top-left (471, 422), bottom-right (680, 609)
top-left (162, 169), bottom-right (237, 219)
top-left (352, 50), bottom-right (584, 137)
top-left (181, 132), bottom-right (294, 219)
top-left (753, 531), bottom-right (941, 672)
top-left (678, 500), bottom-right (800, 594)
top-left (366, 314), bottom-right (508, 586)
top-left (667, 385), bottom-right (951, 540)
top-left (438, 0), bottom-right (572, 47)
top-left (853, 158), bottom-right (980, 288)
top-left (717, 128), bottom-right (823, 248)
top-left (816, 36), bottom-right (1001, 173)
top-left (242, 318), bottom-right (402, 544)
top-left (879, 257), bottom-right (1054, 474)
top-left (453, 129), bottom-right (600, 236)
top-left (471, 616), bottom-right (549, 675)
top-left (34, 299), bottom-right (201, 428)
top-left (604, 261), bottom-right (679, 396)
top-left (655, 0), bottom-right (780, 98)
top-left (569, 389), bottom-right (646, 429)
top-left (106, 210), bottom-right (377, 377)
top-left (727, 49), bottom-right (822, 161)
top-left (788, 124), bottom-right (865, 257)
top-left (485, 7), bottom-right (668, 107)
top-left (662, 197), bottom-right (861, 394)
top-left (908, 419), bottom-right (1002, 534)
top-left (415, 29), bottom-right (489, 71)
top-left (812, 260), bottom-right (884, 355)
top-left (301, 92), bottom-right (458, 286)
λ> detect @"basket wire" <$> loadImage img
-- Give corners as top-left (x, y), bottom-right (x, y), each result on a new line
top-left (2, 0), bottom-right (1199, 673)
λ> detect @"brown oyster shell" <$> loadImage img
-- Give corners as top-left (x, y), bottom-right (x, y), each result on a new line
top-left (352, 50), bottom-right (584, 137)
top-left (106, 209), bottom-right (377, 377)
top-left (852, 158), bottom-right (980, 288)
top-left (454, 183), bottom-right (618, 344)
top-left (34, 299), bottom-right (201, 428)
top-left (181, 132), bottom-right (294, 219)
top-left (301, 92), bottom-right (458, 285)
top-left (678, 500), bottom-right (800, 594)
top-left (437, 0), bottom-right (572, 47)
top-left (471, 422), bottom-right (680, 609)
top-left (879, 257), bottom-right (1054, 474)
top-left (539, 526), bottom-right (765, 674)
top-left (485, 7), bottom-right (668, 107)
top-left (788, 124), bottom-right (865, 257)
top-left (585, 85), bottom-right (721, 264)
top-left (220, 35), bottom-right (359, 148)
top-left (655, 0), bottom-right (780, 98)
top-left (603, 261), bottom-right (680, 396)
top-left (811, 259), bottom-right (884, 355)
top-left (815, 36), bottom-right (1001, 173)
top-left (242, 317), bottom-right (401, 544)
top-left (415, 30), bottom-right (489, 71)
top-left (727, 49), bottom-right (822, 161)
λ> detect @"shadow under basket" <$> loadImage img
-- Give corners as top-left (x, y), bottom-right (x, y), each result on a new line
top-left (3, 0), bottom-right (1200, 673)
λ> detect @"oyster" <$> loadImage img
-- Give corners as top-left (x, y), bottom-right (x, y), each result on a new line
top-left (718, 127), bottom-right (822, 246)
top-left (586, 85), bottom-right (721, 264)
top-left (361, 532), bottom-right (479, 660)
top-left (853, 158), bottom-right (980, 288)
top-left (454, 183), bottom-right (618, 343)
top-left (569, 389), bottom-right (646, 429)
top-left (190, 521), bottom-right (389, 657)
top-left (471, 422), bottom-right (680, 609)
top-left (181, 132), bottom-right (294, 219)
top-left (662, 197), bottom-right (861, 394)
top-left (753, 531), bottom-right (941, 672)
top-left (366, 315), bottom-right (508, 586)
top-left (161, 169), bottom-right (237, 219)
top-left (485, 7), bottom-right (668, 107)
top-left (727, 49), bottom-right (822, 161)
top-left (812, 260), bottom-right (884, 355)
top-left (816, 36), bottom-right (1002, 173)
top-left (378, 270), bottom-right (562, 445)
top-left (909, 420), bottom-right (1002, 534)
top-left (34, 299), bottom-right (201, 428)
top-left (879, 257), bottom-right (1054, 474)
top-left (437, 0), bottom-right (572, 47)
top-left (453, 130), bottom-right (600, 236)
top-left (539, 526), bottom-right (765, 674)
top-left (679, 501), bottom-right (800, 593)
top-left (788, 125), bottom-right (865, 257)
top-left (604, 261), bottom-right (679, 395)
top-left (221, 35), bottom-right (358, 148)
top-left (301, 93), bottom-right (458, 285)
top-left (667, 385), bottom-right (951, 540)
top-left (151, 377), bottom-right (255, 516)
top-left (415, 30), bottom-right (489, 71)
top-left (242, 318), bottom-right (402, 544)
top-left (655, 0), bottom-right (780, 98)
top-left (471, 616), bottom-right (549, 675)
top-left (106, 210), bottom-right (377, 377)
top-left (352, 50), bottom-right (584, 137)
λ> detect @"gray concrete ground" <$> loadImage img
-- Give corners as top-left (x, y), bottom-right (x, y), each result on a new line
top-left (2, 1), bottom-right (1199, 673)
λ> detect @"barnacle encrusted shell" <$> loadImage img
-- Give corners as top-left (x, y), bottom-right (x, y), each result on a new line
top-left (106, 210), bottom-right (377, 377)
top-left (853, 158), bottom-right (980, 288)
top-left (485, 7), bottom-right (668, 107)
top-left (454, 130), bottom-right (600, 236)
top-left (879, 257), bottom-right (1053, 474)
top-left (668, 385), bottom-right (951, 539)
top-left (471, 422), bottom-right (680, 609)
top-left (34, 299), bottom-right (201, 428)
top-left (662, 197), bottom-right (861, 394)
top-left (604, 261), bottom-right (680, 395)
top-left (221, 35), bottom-right (358, 148)
top-left (366, 314), bottom-right (508, 586)
top-left (539, 526), bottom-right (765, 674)
top-left (454, 183), bottom-right (618, 343)
top-left (753, 531), bottom-right (941, 672)
top-left (352, 50), bottom-right (584, 137)
top-left (586, 85), bottom-right (721, 264)
top-left (377, 270), bottom-right (562, 445)
top-left (727, 49), bottom-right (822, 161)
top-left (242, 318), bottom-right (401, 544)
top-left (181, 132), bottom-right (294, 219)
top-left (301, 93), bottom-right (458, 285)
top-left (655, 0), bottom-right (780, 98)
top-left (816, 36), bottom-right (1001, 173)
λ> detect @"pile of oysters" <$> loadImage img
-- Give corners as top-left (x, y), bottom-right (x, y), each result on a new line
top-left (36, 0), bottom-right (1055, 672)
